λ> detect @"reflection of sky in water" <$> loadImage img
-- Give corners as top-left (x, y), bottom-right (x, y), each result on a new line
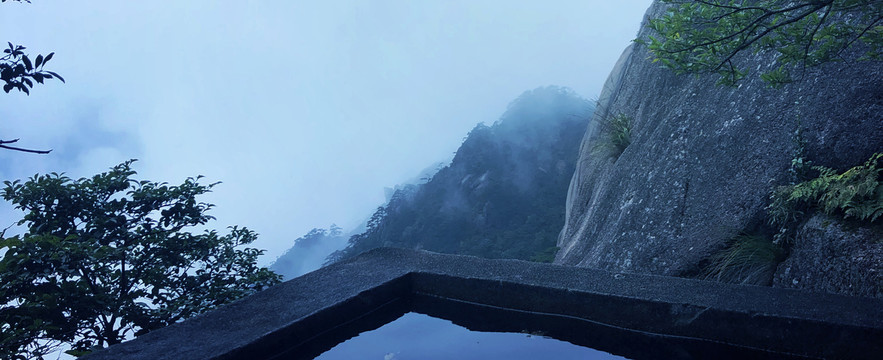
top-left (316, 312), bottom-right (626, 360)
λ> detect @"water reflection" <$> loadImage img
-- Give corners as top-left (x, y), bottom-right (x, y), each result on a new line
top-left (266, 290), bottom-right (809, 360)
top-left (316, 312), bottom-right (623, 360)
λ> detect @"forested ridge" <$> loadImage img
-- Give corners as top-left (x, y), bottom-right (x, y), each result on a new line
top-left (326, 86), bottom-right (592, 263)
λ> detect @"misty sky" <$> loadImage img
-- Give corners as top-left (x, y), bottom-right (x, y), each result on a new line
top-left (0, 1), bottom-right (653, 264)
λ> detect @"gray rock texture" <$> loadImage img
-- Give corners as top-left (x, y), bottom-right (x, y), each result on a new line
top-left (556, 1), bottom-right (883, 285)
top-left (774, 215), bottom-right (883, 298)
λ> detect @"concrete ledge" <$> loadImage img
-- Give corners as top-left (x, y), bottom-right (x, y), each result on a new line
top-left (83, 248), bottom-right (883, 360)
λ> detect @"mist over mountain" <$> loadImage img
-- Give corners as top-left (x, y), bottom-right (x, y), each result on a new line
top-left (322, 86), bottom-right (592, 264)
top-left (270, 162), bottom-right (451, 280)
top-left (269, 226), bottom-right (349, 280)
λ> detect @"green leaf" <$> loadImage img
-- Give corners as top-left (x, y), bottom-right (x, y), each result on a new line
top-left (21, 55), bottom-right (31, 71)
top-left (45, 71), bottom-right (64, 83)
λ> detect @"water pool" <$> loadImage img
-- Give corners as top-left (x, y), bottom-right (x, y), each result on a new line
top-left (316, 312), bottom-right (624, 360)
top-left (267, 292), bottom-right (805, 360)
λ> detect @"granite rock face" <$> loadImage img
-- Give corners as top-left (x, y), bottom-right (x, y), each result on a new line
top-left (774, 215), bottom-right (883, 299)
top-left (556, 0), bottom-right (883, 284)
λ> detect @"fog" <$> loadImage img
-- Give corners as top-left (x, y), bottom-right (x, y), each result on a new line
top-left (0, 1), bottom-right (653, 265)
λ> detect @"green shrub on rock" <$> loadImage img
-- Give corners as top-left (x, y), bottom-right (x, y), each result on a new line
top-left (768, 153), bottom-right (883, 227)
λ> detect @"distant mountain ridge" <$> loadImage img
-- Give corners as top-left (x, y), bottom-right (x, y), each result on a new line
top-left (325, 86), bottom-right (592, 263)
top-left (269, 225), bottom-right (348, 280)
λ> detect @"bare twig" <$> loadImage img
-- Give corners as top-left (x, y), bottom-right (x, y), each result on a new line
top-left (0, 138), bottom-right (51, 154)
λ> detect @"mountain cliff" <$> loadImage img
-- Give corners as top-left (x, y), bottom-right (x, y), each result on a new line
top-left (556, 2), bottom-right (882, 298)
top-left (328, 86), bottom-right (592, 263)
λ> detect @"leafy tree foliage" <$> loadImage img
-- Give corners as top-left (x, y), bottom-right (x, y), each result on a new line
top-left (643, 0), bottom-right (883, 87)
top-left (1, 41), bottom-right (63, 95)
top-left (0, 161), bottom-right (281, 358)
top-left (2, 0), bottom-right (64, 154)
top-left (1, 0), bottom-right (63, 95)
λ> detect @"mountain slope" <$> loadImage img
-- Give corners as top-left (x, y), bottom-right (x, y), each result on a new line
top-left (329, 86), bottom-right (592, 263)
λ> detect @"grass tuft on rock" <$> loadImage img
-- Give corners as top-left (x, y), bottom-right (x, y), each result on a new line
top-left (700, 233), bottom-right (784, 285)
top-left (592, 113), bottom-right (632, 160)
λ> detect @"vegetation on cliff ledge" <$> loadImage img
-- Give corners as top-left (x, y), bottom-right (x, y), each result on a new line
top-left (701, 152), bottom-right (882, 285)
top-left (768, 152), bottom-right (883, 236)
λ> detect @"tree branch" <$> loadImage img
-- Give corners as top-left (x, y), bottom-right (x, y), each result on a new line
top-left (840, 14), bottom-right (883, 55)
top-left (662, 1), bottom-right (824, 54)
top-left (692, 0), bottom-right (777, 19)
top-left (801, 4), bottom-right (832, 70)
top-left (711, 4), bottom-right (829, 71)
top-left (0, 138), bottom-right (51, 154)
